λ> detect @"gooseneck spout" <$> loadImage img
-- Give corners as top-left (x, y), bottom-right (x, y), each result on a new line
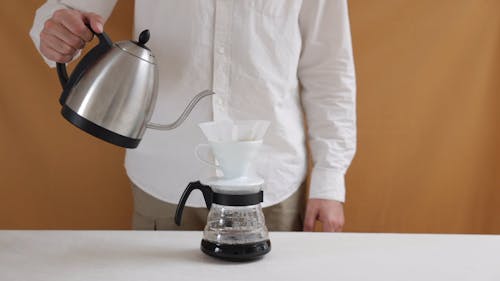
top-left (146, 89), bottom-right (215, 130)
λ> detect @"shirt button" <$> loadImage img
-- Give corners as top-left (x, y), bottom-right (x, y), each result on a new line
top-left (217, 47), bottom-right (225, 54)
top-left (217, 99), bottom-right (224, 106)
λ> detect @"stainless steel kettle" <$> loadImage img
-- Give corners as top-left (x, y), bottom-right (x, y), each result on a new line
top-left (56, 27), bottom-right (214, 148)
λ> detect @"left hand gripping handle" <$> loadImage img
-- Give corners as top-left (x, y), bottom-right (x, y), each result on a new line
top-left (56, 24), bottom-right (113, 105)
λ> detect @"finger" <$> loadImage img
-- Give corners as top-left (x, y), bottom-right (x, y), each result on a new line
top-left (53, 10), bottom-right (93, 42)
top-left (327, 221), bottom-right (344, 232)
top-left (303, 204), bottom-right (318, 232)
top-left (327, 218), bottom-right (344, 232)
top-left (82, 12), bottom-right (105, 34)
top-left (322, 220), bottom-right (336, 232)
top-left (40, 44), bottom-right (73, 63)
top-left (335, 224), bottom-right (343, 232)
top-left (44, 20), bottom-right (85, 49)
top-left (41, 31), bottom-right (77, 56)
top-left (335, 218), bottom-right (345, 232)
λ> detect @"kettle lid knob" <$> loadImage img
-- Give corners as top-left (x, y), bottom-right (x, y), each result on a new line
top-left (136, 30), bottom-right (150, 50)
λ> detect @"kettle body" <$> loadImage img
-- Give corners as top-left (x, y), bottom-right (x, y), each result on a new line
top-left (57, 28), bottom-right (213, 148)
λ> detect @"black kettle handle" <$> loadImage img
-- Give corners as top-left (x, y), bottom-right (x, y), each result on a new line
top-left (56, 23), bottom-right (113, 105)
top-left (174, 181), bottom-right (213, 226)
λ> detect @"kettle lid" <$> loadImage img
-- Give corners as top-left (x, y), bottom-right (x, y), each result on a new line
top-left (115, 30), bottom-right (156, 64)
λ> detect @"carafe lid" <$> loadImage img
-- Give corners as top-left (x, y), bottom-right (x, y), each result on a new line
top-left (115, 30), bottom-right (156, 64)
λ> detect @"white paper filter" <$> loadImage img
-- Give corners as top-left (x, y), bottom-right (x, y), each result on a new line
top-left (198, 120), bottom-right (270, 142)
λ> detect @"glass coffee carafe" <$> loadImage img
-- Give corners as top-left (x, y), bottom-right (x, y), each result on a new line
top-left (175, 179), bottom-right (270, 261)
top-left (175, 120), bottom-right (272, 261)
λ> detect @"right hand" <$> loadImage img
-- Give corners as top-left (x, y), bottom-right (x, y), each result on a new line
top-left (40, 9), bottom-right (104, 63)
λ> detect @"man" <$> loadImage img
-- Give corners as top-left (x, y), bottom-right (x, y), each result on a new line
top-left (30, 0), bottom-right (356, 232)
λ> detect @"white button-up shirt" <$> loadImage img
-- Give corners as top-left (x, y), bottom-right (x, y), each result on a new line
top-left (31, 0), bottom-right (356, 207)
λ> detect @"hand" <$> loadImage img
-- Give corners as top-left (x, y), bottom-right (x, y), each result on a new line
top-left (40, 9), bottom-right (105, 63)
top-left (303, 198), bottom-right (344, 232)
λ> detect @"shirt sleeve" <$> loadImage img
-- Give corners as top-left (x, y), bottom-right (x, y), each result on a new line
top-left (29, 0), bottom-right (118, 68)
top-left (298, 0), bottom-right (357, 202)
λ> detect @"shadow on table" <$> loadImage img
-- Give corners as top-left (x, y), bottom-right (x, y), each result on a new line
top-left (70, 244), bottom-right (262, 265)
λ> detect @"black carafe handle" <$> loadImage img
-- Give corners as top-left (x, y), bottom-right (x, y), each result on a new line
top-left (56, 23), bottom-right (113, 105)
top-left (174, 181), bottom-right (213, 226)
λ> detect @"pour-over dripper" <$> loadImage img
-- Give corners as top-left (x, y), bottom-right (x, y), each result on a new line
top-left (196, 120), bottom-right (271, 179)
top-left (195, 140), bottom-right (263, 179)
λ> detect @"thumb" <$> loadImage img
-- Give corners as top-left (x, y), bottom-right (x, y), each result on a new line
top-left (83, 12), bottom-right (105, 34)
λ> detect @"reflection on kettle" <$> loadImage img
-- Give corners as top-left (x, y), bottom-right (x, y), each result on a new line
top-left (56, 26), bottom-right (214, 148)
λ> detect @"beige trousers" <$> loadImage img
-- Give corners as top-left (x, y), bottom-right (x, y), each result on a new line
top-left (131, 182), bottom-right (306, 231)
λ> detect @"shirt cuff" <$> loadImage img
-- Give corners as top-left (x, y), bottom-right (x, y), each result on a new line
top-left (308, 167), bottom-right (346, 202)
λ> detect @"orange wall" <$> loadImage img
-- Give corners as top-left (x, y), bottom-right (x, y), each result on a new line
top-left (0, 0), bottom-right (134, 229)
top-left (1, 0), bottom-right (499, 233)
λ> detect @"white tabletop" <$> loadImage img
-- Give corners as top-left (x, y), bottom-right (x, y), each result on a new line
top-left (0, 231), bottom-right (499, 281)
